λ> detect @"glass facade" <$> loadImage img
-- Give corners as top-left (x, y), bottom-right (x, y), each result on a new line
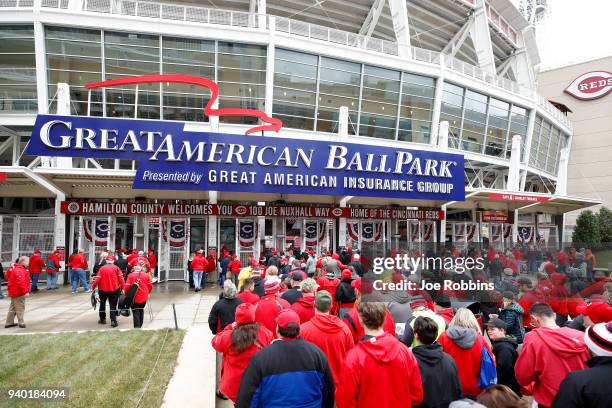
top-left (272, 48), bottom-right (434, 141)
top-left (0, 24), bottom-right (565, 175)
top-left (530, 115), bottom-right (568, 175)
top-left (441, 82), bottom-right (530, 160)
top-left (0, 25), bottom-right (37, 113)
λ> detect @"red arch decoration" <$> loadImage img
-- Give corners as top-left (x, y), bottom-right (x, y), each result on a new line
top-left (85, 74), bottom-right (282, 135)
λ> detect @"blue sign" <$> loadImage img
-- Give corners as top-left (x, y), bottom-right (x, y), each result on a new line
top-left (27, 115), bottom-right (465, 201)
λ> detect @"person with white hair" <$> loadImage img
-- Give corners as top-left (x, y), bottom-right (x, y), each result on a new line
top-left (208, 280), bottom-right (244, 334)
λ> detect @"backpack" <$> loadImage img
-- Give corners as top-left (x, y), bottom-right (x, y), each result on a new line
top-left (119, 272), bottom-right (143, 316)
top-left (478, 341), bottom-right (498, 389)
top-left (46, 257), bottom-right (57, 270)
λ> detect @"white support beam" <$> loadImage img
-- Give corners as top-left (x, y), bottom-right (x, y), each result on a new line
top-left (441, 14), bottom-right (474, 60)
top-left (520, 108), bottom-right (538, 191)
top-left (469, 0), bottom-right (496, 75)
top-left (388, 0), bottom-right (411, 58)
top-left (555, 148), bottom-right (569, 196)
top-left (507, 135), bottom-right (521, 191)
top-left (359, 0), bottom-right (386, 39)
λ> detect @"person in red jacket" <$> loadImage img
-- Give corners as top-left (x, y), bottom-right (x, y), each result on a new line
top-left (4, 257), bottom-right (30, 328)
top-left (92, 257), bottom-right (126, 327)
top-left (211, 303), bottom-right (273, 402)
top-left (301, 290), bottom-right (354, 387)
top-left (28, 249), bottom-right (45, 293)
top-left (227, 254), bottom-right (242, 286)
top-left (317, 269), bottom-right (340, 313)
top-left (45, 249), bottom-right (61, 290)
top-left (236, 277), bottom-right (260, 305)
top-left (434, 293), bottom-right (455, 325)
top-left (336, 301), bottom-right (423, 408)
top-left (69, 250), bottom-right (89, 294)
top-left (581, 270), bottom-right (612, 299)
top-left (254, 277), bottom-right (290, 333)
top-left (549, 272), bottom-right (570, 326)
top-left (124, 265), bottom-right (153, 328)
top-left (291, 278), bottom-right (317, 323)
top-left (342, 278), bottom-right (395, 344)
top-left (517, 276), bottom-right (545, 330)
top-left (515, 303), bottom-right (589, 408)
top-left (438, 307), bottom-right (495, 399)
top-left (147, 248), bottom-right (157, 271)
top-left (190, 250), bottom-right (208, 292)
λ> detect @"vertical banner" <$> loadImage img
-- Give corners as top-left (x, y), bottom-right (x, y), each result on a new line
top-left (347, 222), bottom-right (359, 242)
top-left (169, 219), bottom-right (186, 248)
top-left (362, 222), bottom-right (374, 243)
top-left (238, 220), bottom-right (257, 248)
top-left (305, 221), bottom-right (318, 246)
top-left (490, 224), bottom-right (502, 244)
top-left (517, 225), bottom-right (534, 243)
top-left (84, 219), bottom-right (93, 242)
top-left (503, 224), bottom-right (513, 241)
top-left (422, 221), bottom-right (435, 243)
top-left (453, 223), bottom-right (466, 243)
top-left (94, 219), bottom-right (109, 247)
top-left (410, 222), bottom-right (421, 243)
top-left (466, 223), bottom-right (478, 242)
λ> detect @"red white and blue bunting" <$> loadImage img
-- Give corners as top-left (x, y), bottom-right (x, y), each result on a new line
top-left (238, 220), bottom-right (257, 248)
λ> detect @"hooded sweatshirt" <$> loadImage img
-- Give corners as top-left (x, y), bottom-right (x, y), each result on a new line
top-left (301, 313), bottom-right (354, 386)
top-left (413, 343), bottom-right (462, 408)
top-left (336, 333), bottom-right (423, 408)
top-left (385, 290), bottom-right (413, 335)
top-left (491, 336), bottom-right (520, 396)
top-left (291, 295), bottom-right (316, 323)
top-left (515, 326), bottom-right (589, 407)
top-left (499, 302), bottom-right (525, 344)
top-left (438, 326), bottom-right (493, 398)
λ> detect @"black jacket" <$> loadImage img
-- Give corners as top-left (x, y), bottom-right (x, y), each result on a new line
top-left (236, 338), bottom-right (335, 408)
top-left (252, 276), bottom-right (265, 297)
top-left (552, 357), bottom-right (612, 408)
top-left (115, 258), bottom-right (128, 273)
top-left (413, 343), bottom-right (462, 408)
top-left (335, 279), bottom-right (356, 304)
top-left (281, 288), bottom-right (303, 305)
top-left (207, 297), bottom-right (244, 334)
top-left (491, 336), bottom-right (521, 396)
top-left (348, 261), bottom-right (363, 276)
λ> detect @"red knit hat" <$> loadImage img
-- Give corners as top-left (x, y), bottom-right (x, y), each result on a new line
top-left (235, 303), bottom-right (256, 325)
top-left (341, 269), bottom-right (352, 280)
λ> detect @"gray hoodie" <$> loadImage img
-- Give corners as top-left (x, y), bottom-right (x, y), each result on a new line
top-left (446, 325), bottom-right (477, 349)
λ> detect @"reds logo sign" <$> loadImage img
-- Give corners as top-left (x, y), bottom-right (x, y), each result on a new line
top-left (565, 71), bottom-right (612, 100)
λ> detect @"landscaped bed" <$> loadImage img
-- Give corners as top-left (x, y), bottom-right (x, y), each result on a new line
top-left (0, 329), bottom-right (185, 407)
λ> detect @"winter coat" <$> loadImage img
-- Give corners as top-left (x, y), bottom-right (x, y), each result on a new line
top-left (291, 295), bottom-right (316, 323)
top-left (28, 253), bottom-right (46, 274)
top-left (335, 279), bottom-right (356, 307)
top-left (280, 287), bottom-right (303, 305)
top-left (252, 276), bottom-right (265, 297)
top-left (46, 252), bottom-right (61, 273)
top-left (549, 273), bottom-right (570, 316)
top-left (515, 326), bottom-right (589, 407)
top-left (92, 264), bottom-right (125, 292)
top-left (552, 356), bottom-right (612, 408)
top-left (6, 264), bottom-right (30, 298)
top-left (236, 338), bottom-right (334, 408)
top-left (211, 323), bottom-right (274, 403)
top-left (236, 290), bottom-right (259, 305)
top-left (208, 297), bottom-right (244, 334)
top-left (228, 259), bottom-right (242, 275)
top-left (343, 306), bottom-right (396, 344)
top-left (317, 276), bottom-right (340, 298)
top-left (69, 252), bottom-right (88, 270)
top-left (124, 271), bottom-right (153, 304)
top-left (498, 302), bottom-right (525, 344)
top-left (384, 290), bottom-right (413, 336)
top-left (491, 336), bottom-right (521, 396)
top-left (348, 261), bottom-right (362, 277)
top-left (254, 294), bottom-right (290, 333)
top-left (413, 343), bottom-right (462, 408)
top-left (301, 313), bottom-right (354, 386)
top-left (336, 333), bottom-right (423, 408)
top-left (190, 254), bottom-right (208, 271)
top-left (438, 326), bottom-right (494, 398)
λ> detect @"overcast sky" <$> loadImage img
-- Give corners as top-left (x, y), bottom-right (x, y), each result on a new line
top-left (530, 0), bottom-right (612, 70)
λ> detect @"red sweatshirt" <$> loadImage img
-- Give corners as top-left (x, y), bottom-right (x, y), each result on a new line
top-left (236, 290), bottom-right (260, 305)
top-left (515, 326), bottom-right (589, 407)
top-left (228, 259), bottom-right (242, 275)
top-left (336, 333), bottom-right (423, 408)
top-left (69, 252), bottom-right (88, 269)
top-left (211, 323), bottom-right (274, 403)
top-left (291, 295), bottom-right (316, 323)
top-left (190, 254), bottom-right (208, 271)
top-left (46, 252), bottom-right (61, 273)
top-left (92, 264), bottom-right (125, 292)
top-left (301, 313), bottom-right (354, 387)
top-left (254, 294), bottom-right (290, 333)
top-left (28, 253), bottom-right (46, 274)
top-left (518, 289), bottom-right (545, 329)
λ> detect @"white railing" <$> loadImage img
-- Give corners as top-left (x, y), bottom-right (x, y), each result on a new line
top-left (536, 95), bottom-right (573, 131)
top-left (1, 0), bottom-right (571, 130)
top-left (485, 1), bottom-right (518, 46)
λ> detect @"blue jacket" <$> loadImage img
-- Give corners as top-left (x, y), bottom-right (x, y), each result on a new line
top-left (499, 303), bottom-right (525, 344)
top-left (236, 338), bottom-right (334, 408)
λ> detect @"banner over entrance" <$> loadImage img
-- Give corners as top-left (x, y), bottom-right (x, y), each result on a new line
top-left (28, 114), bottom-right (465, 201)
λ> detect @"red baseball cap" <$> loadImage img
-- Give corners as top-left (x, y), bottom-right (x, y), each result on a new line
top-left (577, 302), bottom-right (612, 324)
top-left (235, 303), bottom-right (256, 325)
top-left (276, 309), bottom-right (300, 330)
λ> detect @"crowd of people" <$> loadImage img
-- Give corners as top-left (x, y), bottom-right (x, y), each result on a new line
top-left (1, 247), bottom-right (157, 329)
top-left (208, 244), bottom-right (612, 408)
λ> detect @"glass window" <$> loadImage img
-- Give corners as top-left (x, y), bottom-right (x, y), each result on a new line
top-left (441, 83), bottom-right (464, 149)
top-left (398, 73), bottom-right (434, 143)
top-left (0, 25), bottom-right (37, 113)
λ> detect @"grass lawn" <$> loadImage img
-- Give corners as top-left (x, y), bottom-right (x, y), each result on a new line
top-left (0, 329), bottom-right (185, 408)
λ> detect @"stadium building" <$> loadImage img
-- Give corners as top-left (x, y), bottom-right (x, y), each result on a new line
top-left (0, 0), bottom-right (600, 281)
